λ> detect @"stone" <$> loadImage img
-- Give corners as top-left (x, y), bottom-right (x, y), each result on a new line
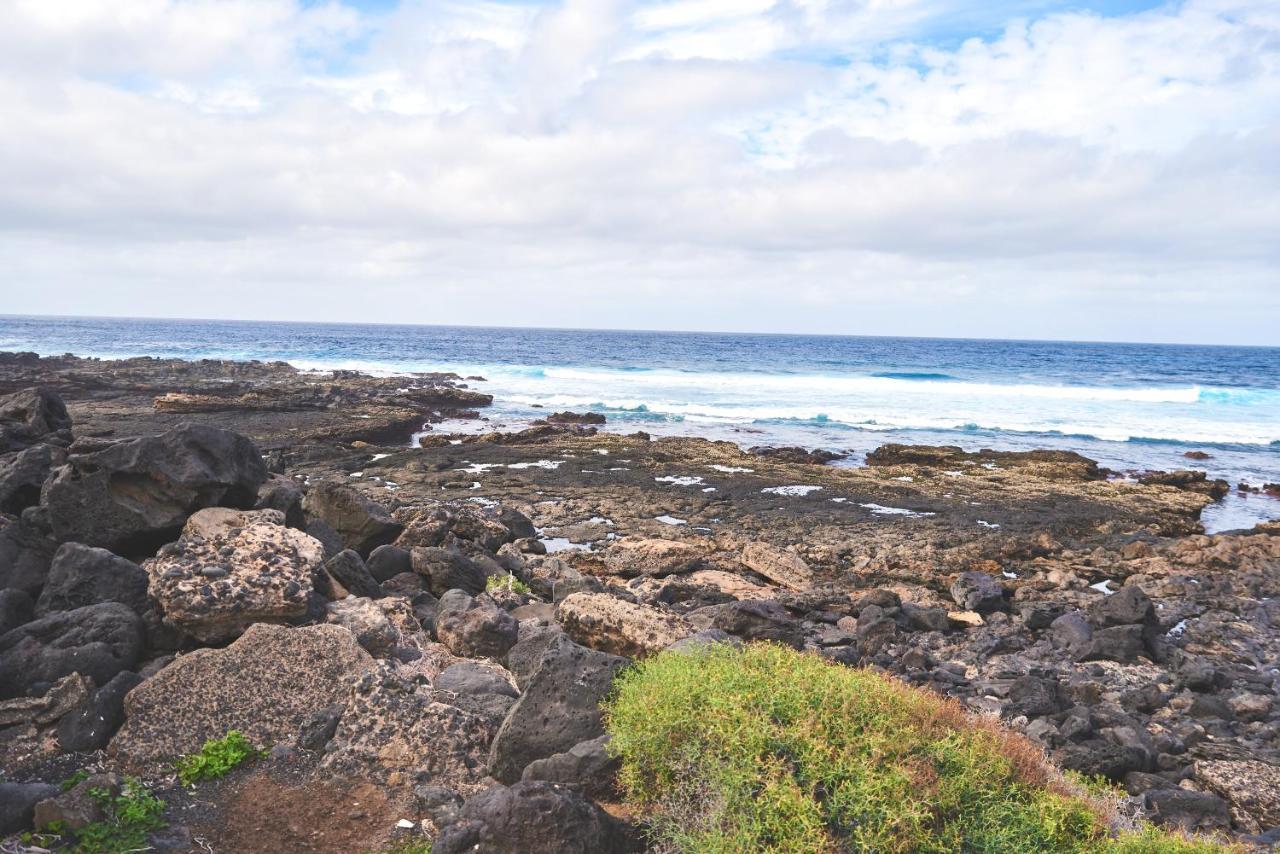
top-left (320, 665), bottom-right (494, 792)
top-left (255, 475), bottom-right (306, 528)
top-left (180, 506), bottom-right (285, 540)
top-left (433, 781), bottom-right (638, 854)
top-left (1084, 625), bottom-right (1148, 663)
top-left (1143, 789), bottom-right (1231, 833)
top-left (489, 635), bottom-right (628, 783)
top-left (602, 538), bottom-right (703, 578)
top-left (323, 549), bottom-right (383, 600)
top-left (739, 542), bottom-right (813, 590)
top-left (144, 520), bottom-right (322, 643)
top-left (0, 443), bottom-right (59, 515)
top-left (57, 670), bottom-right (144, 752)
top-left (0, 602), bottom-right (144, 700)
top-left (436, 591), bottom-right (519, 659)
top-left (0, 587), bottom-right (33, 635)
top-left (0, 782), bottom-right (59, 836)
top-left (110, 623), bottom-right (373, 767)
top-left (498, 507), bottom-right (537, 541)
top-left (521, 735), bottom-right (620, 800)
top-left (42, 424), bottom-right (268, 555)
top-left (0, 387), bottom-right (70, 452)
top-left (32, 773), bottom-right (120, 831)
top-left (35, 542), bottom-right (149, 617)
top-left (503, 621), bottom-right (565, 690)
top-left (1004, 675), bottom-right (1064, 719)
top-left (305, 518), bottom-right (344, 559)
top-left (949, 572), bottom-right (1005, 613)
top-left (304, 481), bottom-right (402, 555)
top-left (709, 599), bottom-right (803, 649)
top-left (435, 661), bottom-right (519, 699)
top-left (412, 546), bottom-right (488, 596)
top-left (1227, 692), bottom-right (1273, 722)
top-left (903, 603), bottom-right (951, 632)
top-left (1055, 738), bottom-right (1149, 781)
top-left (325, 596), bottom-right (412, 658)
top-left (1089, 584), bottom-right (1155, 627)
top-left (1193, 759), bottom-right (1280, 833)
top-left (0, 516), bottom-right (57, 596)
top-left (367, 544), bottom-right (413, 583)
top-left (557, 592), bottom-right (693, 658)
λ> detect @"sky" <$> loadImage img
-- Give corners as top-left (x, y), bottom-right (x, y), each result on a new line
top-left (0, 0), bottom-right (1277, 344)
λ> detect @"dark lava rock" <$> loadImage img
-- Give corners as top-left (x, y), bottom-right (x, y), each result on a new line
top-left (1005, 675), bottom-right (1065, 719)
top-left (1056, 738), bottom-right (1149, 781)
top-left (949, 572), bottom-right (1005, 613)
top-left (1089, 585), bottom-right (1156, 627)
top-left (435, 661), bottom-right (519, 698)
top-left (303, 481), bottom-right (402, 556)
top-left (749, 446), bottom-right (846, 464)
top-left (489, 635), bottom-right (628, 783)
top-left (0, 387), bottom-right (71, 453)
top-left (42, 424), bottom-right (268, 554)
top-left (0, 602), bottom-right (144, 699)
top-left (0, 781), bottom-right (60, 836)
top-left (1138, 470), bottom-right (1229, 499)
top-left (305, 518), bottom-right (344, 559)
top-left (498, 507), bottom-right (537, 541)
top-left (709, 599), bottom-right (803, 649)
top-left (521, 735), bottom-right (620, 800)
top-left (0, 516), bottom-right (57, 596)
top-left (0, 443), bottom-right (60, 515)
top-left (436, 591), bottom-right (518, 659)
top-left (503, 622), bottom-right (565, 690)
top-left (35, 542), bottom-right (149, 617)
top-left (367, 544), bottom-right (413, 583)
top-left (433, 780), bottom-right (638, 854)
top-left (412, 546), bottom-right (487, 596)
top-left (1143, 789), bottom-right (1232, 832)
top-left (255, 475), bottom-right (306, 528)
top-left (57, 670), bottom-right (144, 752)
top-left (323, 549), bottom-right (383, 600)
top-left (0, 587), bottom-right (34, 635)
top-left (543, 411), bottom-right (606, 425)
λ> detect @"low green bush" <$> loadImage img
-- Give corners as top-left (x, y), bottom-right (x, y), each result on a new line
top-left (604, 643), bottom-right (1228, 853)
top-left (30, 776), bottom-right (166, 854)
top-left (486, 572), bottom-right (531, 595)
top-left (176, 729), bottom-right (263, 785)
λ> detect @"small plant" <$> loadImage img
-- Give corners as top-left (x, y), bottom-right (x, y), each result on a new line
top-left (486, 572), bottom-right (531, 595)
top-left (59, 768), bottom-right (90, 791)
top-left (34, 777), bottom-right (166, 854)
top-left (176, 729), bottom-right (263, 785)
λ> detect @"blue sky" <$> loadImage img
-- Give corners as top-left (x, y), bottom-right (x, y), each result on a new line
top-left (0, 0), bottom-right (1276, 344)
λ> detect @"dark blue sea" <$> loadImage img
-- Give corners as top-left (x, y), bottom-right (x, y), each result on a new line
top-left (3, 315), bottom-right (1278, 531)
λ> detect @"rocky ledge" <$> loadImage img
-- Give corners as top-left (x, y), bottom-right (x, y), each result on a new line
top-left (0, 356), bottom-right (1277, 852)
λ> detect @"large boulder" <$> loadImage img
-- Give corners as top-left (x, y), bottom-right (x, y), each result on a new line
top-left (144, 520), bottom-right (321, 643)
top-left (0, 444), bottom-right (60, 515)
top-left (0, 602), bottom-right (143, 700)
top-left (110, 623), bottom-right (373, 767)
top-left (0, 781), bottom-right (60, 836)
top-left (949, 572), bottom-right (1006, 613)
top-left (602, 539), bottom-right (703, 578)
top-left (57, 670), bottom-right (144, 752)
top-left (35, 542), bottom-right (149, 617)
top-left (433, 781), bottom-right (638, 854)
top-left (521, 734), bottom-right (619, 799)
top-left (303, 481), bottom-right (402, 556)
top-left (709, 599), bottom-right (803, 649)
top-left (436, 591), bottom-right (519, 659)
top-left (1193, 759), bottom-right (1280, 833)
top-left (325, 596), bottom-right (418, 658)
top-left (489, 636), bottom-right (628, 782)
top-left (322, 549), bottom-right (383, 600)
top-left (43, 424), bottom-right (268, 554)
top-left (411, 546), bottom-right (488, 596)
top-left (0, 588), bottom-right (33, 635)
top-left (0, 387), bottom-right (70, 453)
top-left (557, 592), bottom-right (693, 658)
top-left (0, 516), bottom-right (57, 596)
top-left (320, 665), bottom-right (495, 792)
top-left (739, 542), bottom-right (813, 590)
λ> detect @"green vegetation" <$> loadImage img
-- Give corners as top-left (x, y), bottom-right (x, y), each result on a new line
top-left (604, 643), bottom-right (1228, 853)
top-left (381, 841), bottom-right (432, 854)
top-left (486, 572), bottom-right (531, 595)
top-left (30, 777), bottom-right (166, 854)
top-left (58, 769), bottom-right (90, 791)
top-left (176, 729), bottom-right (263, 785)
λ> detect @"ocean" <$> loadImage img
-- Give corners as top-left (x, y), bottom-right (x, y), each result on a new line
top-left (3, 314), bottom-right (1278, 532)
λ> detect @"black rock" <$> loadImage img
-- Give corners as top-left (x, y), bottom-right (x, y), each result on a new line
top-left (489, 636), bottom-right (628, 783)
top-left (57, 670), bottom-right (144, 752)
top-left (297, 703), bottom-right (345, 751)
top-left (435, 661), bottom-right (519, 698)
top-left (433, 781), bottom-right (639, 854)
top-left (303, 481), bottom-right (402, 556)
top-left (949, 572), bottom-right (1005, 613)
top-left (1089, 585), bottom-right (1156, 627)
top-left (1005, 675), bottom-right (1064, 719)
top-left (903, 603), bottom-right (950, 633)
top-left (0, 781), bottom-right (60, 836)
top-left (255, 475), bottom-right (306, 528)
top-left (521, 735), bottom-right (620, 800)
top-left (1143, 788), bottom-right (1231, 832)
top-left (0, 443), bottom-right (60, 515)
top-left (0, 516), bottom-right (57, 596)
top-left (498, 507), bottom-right (537, 541)
top-left (0, 587), bottom-right (34, 635)
top-left (503, 621), bottom-right (565, 690)
top-left (1055, 738), bottom-right (1149, 781)
top-left (305, 518), bottom-right (344, 559)
top-left (0, 602), bottom-right (145, 700)
top-left (323, 549), bottom-right (383, 599)
top-left (367, 544), bottom-right (413, 583)
top-left (436, 591), bottom-right (518, 659)
top-left (412, 546), bottom-right (487, 596)
top-left (35, 542), bottom-right (149, 616)
top-left (0, 387), bottom-right (71, 453)
top-left (43, 424), bottom-right (268, 555)
top-left (709, 600), bottom-right (803, 649)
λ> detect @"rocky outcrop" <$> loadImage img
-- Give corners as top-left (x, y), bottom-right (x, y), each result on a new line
top-left (42, 424), bottom-right (267, 554)
top-left (144, 519), bottom-right (321, 643)
top-left (1194, 760), bottom-right (1280, 833)
top-left (739, 542), bottom-right (813, 590)
top-left (111, 623), bottom-right (373, 767)
top-left (557, 592), bottom-right (693, 658)
top-left (602, 538), bottom-right (704, 578)
top-left (303, 481), bottom-right (402, 556)
top-left (0, 603), bottom-right (144, 700)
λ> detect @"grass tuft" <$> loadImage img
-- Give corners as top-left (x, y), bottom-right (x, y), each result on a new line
top-left (30, 776), bottom-right (166, 854)
top-left (604, 643), bottom-right (1230, 853)
top-left (486, 572), bottom-right (531, 595)
top-left (176, 729), bottom-right (263, 785)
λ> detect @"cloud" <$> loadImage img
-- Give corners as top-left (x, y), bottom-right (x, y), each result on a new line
top-left (0, 0), bottom-right (1276, 343)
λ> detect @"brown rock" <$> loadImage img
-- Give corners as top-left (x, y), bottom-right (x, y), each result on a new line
top-left (556, 592), bottom-right (692, 658)
top-left (602, 538), bottom-right (704, 578)
top-left (1193, 759), bottom-right (1280, 832)
top-left (740, 542), bottom-right (813, 591)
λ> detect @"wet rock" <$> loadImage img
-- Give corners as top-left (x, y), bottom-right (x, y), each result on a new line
top-left (1193, 759), bottom-right (1280, 833)
top-left (489, 635), bottom-right (628, 783)
top-left (0, 602), bottom-right (143, 700)
top-left (0, 781), bottom-right (59, 836)
top-left (304, 481), bottom-right (403, 556)
top-left (434, 780), bottom-right (639, 854)
top-left (436, 591), bottom-right (519, 659)
top-left (42, 424), bottom-right (267, 555)
top-left (57, 670), bottom-right (144, 752)
top-left (412, 546), bottom-right (488, 596)
top-left (949, 572), bottom-right (1005, 613)
top-left (367, 544), bottom-right (412, 583)
top-left (144, 520), bottom-right (321, 643)
top-left (435, 661), bottom-right (519, 699)
top-left (110, 623), bottom-right (373, 767)
top-left (321, 665), bottom-right (494, 791)
top-left (323, 549), bottom-right (383, 600)
top-left (521, 735), bottom-right (619, 799)
top-left (557, 592), bottom-right (693, 658)
top-left (739, 542), bottom-right (814, 591)
top-left (0, 588), bottom-right (33, 635)
top-left (602, 538), bottom-right (703, 578)
top-left (709, 599), bottom-right (803, 649)
top-left (34, 542), bottom-right (149, 617)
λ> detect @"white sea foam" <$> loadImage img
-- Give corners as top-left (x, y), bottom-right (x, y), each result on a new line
top-left (859, 503), bottom-right (935, 517)
top-left (762, 485), bottom-right (823, 496)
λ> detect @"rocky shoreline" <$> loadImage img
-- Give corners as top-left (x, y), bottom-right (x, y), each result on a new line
top-left (1, 352), bottom-right (1277, 851)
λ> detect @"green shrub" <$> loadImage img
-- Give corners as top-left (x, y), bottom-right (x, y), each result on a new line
top-left (176, 729), bottom-right (262, 785)
top-left (32, 777), bottom-right (166, 854)
top-left (604, 643), bottom-right (1229, 853)
top-left (486, 572), bottom-right (531, 595)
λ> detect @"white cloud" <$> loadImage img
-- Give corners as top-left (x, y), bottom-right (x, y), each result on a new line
top-left (0, 0), bottom-right (1276, 343)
